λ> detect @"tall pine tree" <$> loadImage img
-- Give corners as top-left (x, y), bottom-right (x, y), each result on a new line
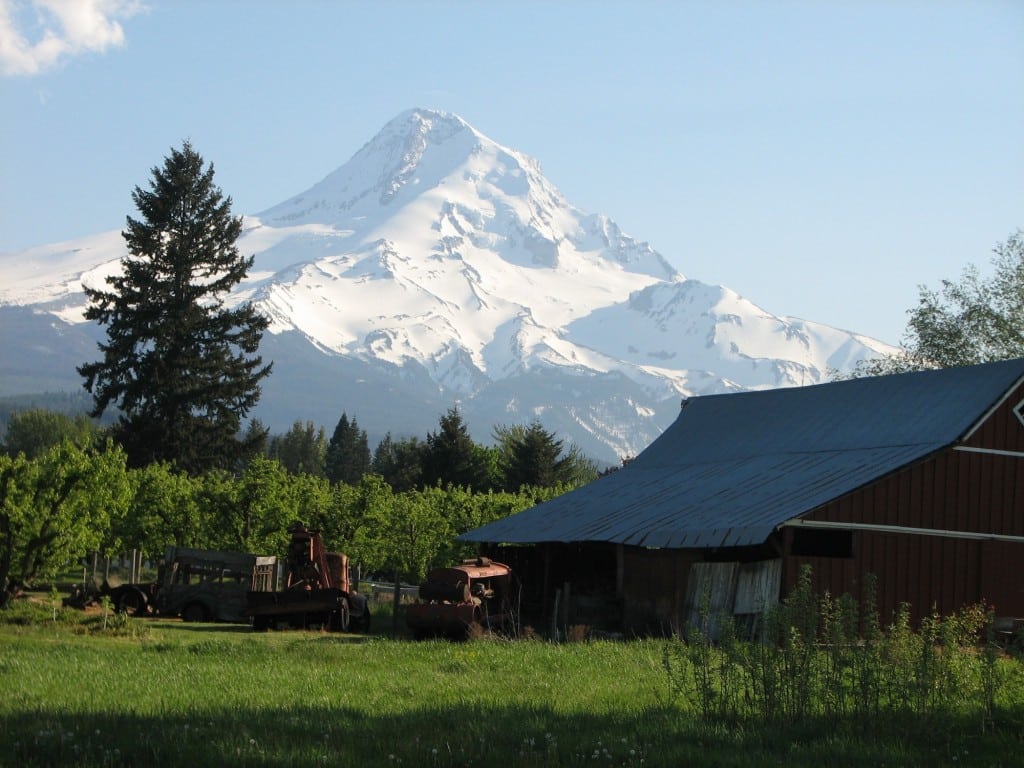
top-left (78, 141), bottom-right (271, 473)
top-left (371, 432), bottom-right (423, 491)
top-left (324, 412), bottom-right (370, 485)
top-left (420, 407), bottom-right (493, 490)
top-left (494, 420), bottom-right (597, 491)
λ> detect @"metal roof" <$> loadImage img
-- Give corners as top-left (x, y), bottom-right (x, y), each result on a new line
top-left (460, 359), bottom-right (1024, 548)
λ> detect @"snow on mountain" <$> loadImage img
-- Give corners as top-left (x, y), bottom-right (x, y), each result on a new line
top-left (0, 108), bottom-right (896, 464)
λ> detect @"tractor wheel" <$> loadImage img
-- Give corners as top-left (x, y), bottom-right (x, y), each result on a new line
top-left (181, 602), bottom-right (207, 623)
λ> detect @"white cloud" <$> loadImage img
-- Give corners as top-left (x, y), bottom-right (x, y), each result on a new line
top-left (0, 0), bottom-right (143, 76)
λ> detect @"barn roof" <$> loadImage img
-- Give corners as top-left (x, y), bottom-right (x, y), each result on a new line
top-left (461, 358), bottom-right (1024, 548)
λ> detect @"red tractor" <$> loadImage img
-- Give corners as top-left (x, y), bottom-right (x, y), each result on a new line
top-left (406, 557), bottom-right (514, 640)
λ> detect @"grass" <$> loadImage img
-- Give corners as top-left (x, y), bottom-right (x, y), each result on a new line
top-left (1, 597), bottom-right (1023, 767)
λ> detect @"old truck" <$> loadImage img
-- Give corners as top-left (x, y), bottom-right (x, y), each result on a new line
top-left (156, 547), bottom-right (279, 622)
top-left (245, 523), bottom-right (370, 632)
top-left (70, 546), bottom-right (280, 623)
top-left (406, 557), bottom-right (514, 639)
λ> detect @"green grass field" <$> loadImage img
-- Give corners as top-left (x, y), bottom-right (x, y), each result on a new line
top-left (1, 600), bottom-right (1023, 768)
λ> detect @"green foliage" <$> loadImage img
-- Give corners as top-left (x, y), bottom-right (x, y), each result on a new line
top-left (224, 456), bottom-right (300, 554)
top-left (494, 420), bottom-right (598, 491)
top-left (1, 409), bottom-right (100, 458)
top-left (662, 569), bottom-right (1015, 742)
top-left (371, 432), bottom-right (423, 491)
top-left (0, 442), bottom-right (131, 605)
top-left (78, 141), bottom-right (271, 474)
top-left (420, 406), bottom-right (493, 491)
top-left (121, 462), bottom-right (202, 554)
top-left (841, 229), bottom-right (1024, 378)
top-left (324, 412), bottom-right (370, 484)
top-left (267, 420), bottom-right (328, 476)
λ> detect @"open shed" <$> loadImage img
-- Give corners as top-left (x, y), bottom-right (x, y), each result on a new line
top-left (460, 359), bottom-right (1024, 635)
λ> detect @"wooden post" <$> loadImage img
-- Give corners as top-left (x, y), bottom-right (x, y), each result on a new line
top-left (561, 581), bottom-right (571, 634)
top-left (392, 570), bottom-right (401, 635)
top-left (551, 588), bottom-right (561, 641)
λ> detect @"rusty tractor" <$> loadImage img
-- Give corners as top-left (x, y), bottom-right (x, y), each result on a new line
top-left (406, 557), bottom-right (514, 640)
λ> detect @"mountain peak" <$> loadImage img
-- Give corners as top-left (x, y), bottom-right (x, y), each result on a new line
top-left (0, 109), bottom-right (896, 464)
top-left (257, 108), bottom-right (491, 226)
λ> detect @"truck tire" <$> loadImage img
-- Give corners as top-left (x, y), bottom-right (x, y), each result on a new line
top-left (181, 602), bottom-right (207, 623)
top-left (330, 602), bottom-right (350, 632)
top-left (117, 589), bottom-right (146, 617)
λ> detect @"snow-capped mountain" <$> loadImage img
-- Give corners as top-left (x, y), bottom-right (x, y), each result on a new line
top-left (0, 108), bottom-right (895, 464)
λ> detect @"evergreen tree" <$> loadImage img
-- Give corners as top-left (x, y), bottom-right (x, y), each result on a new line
top-left (324, 412), bottom-right (371, 485)
top-left (267, 420), bottom-right (327, 476)
top-left (1, 409), bottom-right (99, 458)
top-left (371, 432), bottom-right (424, 491)
top-left (78, 141), bottom-right (271, 473)
top-left (419, 406), bottom-right (492, 490)
top-left (495, 420), bottom-right (598, 491)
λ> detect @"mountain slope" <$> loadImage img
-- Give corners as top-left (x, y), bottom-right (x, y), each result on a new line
top-left (0, 108), bottom-right (895, 464)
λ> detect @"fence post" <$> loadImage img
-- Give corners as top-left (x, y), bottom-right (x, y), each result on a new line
top-left (393, 570), bottom-right (401, 635)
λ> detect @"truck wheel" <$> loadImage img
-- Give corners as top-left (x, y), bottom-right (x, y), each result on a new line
top-left (331, 602), bottom-right (350, 632)
top-left (181, 603), bottom-right (207, 623)
top-left (118, 590), bottom-right (145, 616)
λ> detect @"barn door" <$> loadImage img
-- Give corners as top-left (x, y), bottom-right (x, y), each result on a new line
top-left (683, 562), bottom-right (738, 639)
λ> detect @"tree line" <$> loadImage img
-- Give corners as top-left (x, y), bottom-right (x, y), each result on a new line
top-left (264, 406), bottom-right (598, 492)
top-left (0, 428), bottom-right (576, 607)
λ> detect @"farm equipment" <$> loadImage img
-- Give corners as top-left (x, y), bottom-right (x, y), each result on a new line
top-left (245, 523), bottom-right (370, 632)
top-left (406, 557), bottom-right (514, 639)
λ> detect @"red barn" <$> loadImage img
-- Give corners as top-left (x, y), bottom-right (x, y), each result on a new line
top-left (461, 359), bottom-right (1024, 634)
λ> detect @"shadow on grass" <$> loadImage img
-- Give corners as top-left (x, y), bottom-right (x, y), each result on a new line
top-left (3, 702), bottom-right (1022, 768)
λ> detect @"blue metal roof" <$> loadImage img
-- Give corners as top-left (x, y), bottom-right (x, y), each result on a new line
top-left (461, 359), bottom-right (1024, 548)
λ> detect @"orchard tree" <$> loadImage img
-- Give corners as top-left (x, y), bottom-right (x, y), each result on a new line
top-left (78, 141), bottom-right (271, 474)
top-left (226, 456), bottom-right (300, 553)
top-left (324, 412), bottom-right (370, 485)
top-left (0, 442), bottom-right (131, 606)
top-left (123, 462), bottom-right (202, 553)
top-left (845, 229), bottom-right (1024, 377)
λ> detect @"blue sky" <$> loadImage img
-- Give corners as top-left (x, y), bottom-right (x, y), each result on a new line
top-left (1, 0), bottom-right (1021, 344)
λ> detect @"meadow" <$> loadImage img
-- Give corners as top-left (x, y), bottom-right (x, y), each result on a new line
top-left (1, 596), bottom-right (1023, 768)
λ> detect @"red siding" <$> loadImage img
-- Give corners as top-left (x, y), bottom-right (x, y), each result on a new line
top-left (791, 394), bottom-right (1024, 624)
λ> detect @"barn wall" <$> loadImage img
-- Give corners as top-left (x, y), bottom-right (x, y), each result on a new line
top-left (792, 444), bottom-right (1024, 624)
top-left (620, 546), bottom-right (699, 633)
